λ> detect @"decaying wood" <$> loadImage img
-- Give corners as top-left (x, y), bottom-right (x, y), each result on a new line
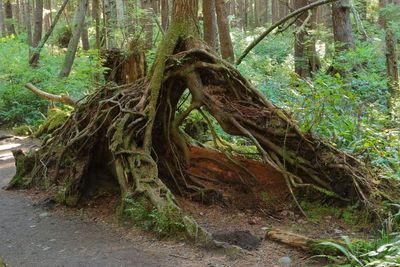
top-left (24, 83), bottom-right (78, 107)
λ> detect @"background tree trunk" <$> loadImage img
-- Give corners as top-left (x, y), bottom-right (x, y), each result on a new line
top-left (92, 0), bottom-right (100, 49)
top-left (161, 0), bottom-right (169, 31)
top-left (203, 0), bottom-right (218, 51)
top-left (4, 0), bottom-right (16, 35)
top-left (24, 0), bottom-right (32, 46)
top-left (43, 0), bottom-right (51, 31)
top-left (332, 0), bottom-right (354, 52)
top-left (81, 18), bottom-right (89, 50)
top-left (0, 0), bottom-right (6, 37)
top-left (215, 0), bottom-right (235, 62)
top-left (32, 0), bottom-right (43, 47)
top-left (381, 0), bottom-right (399, 117)
top-left (59, 0), bottom-right (89, 78)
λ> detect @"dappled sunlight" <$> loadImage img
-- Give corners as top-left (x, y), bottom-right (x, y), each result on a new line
top-left (0, 143), bottom-right (21, 151)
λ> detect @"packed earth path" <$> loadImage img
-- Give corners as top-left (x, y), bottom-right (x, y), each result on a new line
top-left (0, 130), bottom-right (325, 267)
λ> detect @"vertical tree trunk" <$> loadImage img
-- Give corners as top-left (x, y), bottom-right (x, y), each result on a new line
top-left (381, 0), bottom-right (399, 117)
top-left (4, 0), bottom-right (16, 35)
top-left (59, 0), bottom-right (89, 78)
top-left (29, 0), bottom-right (69, 66)
top-left (272, 0), bottom-right (278, 23)
top-left (0, 0), bottom-right (6, 37)
top-left (115, 0), bottom-right (124, 34)
top-left (161, 0), bottom-right (169, 31)
top-left (332, 0), bottom-right (354, 52)
top-left (32, 0), bottom-right (43, 47)
top-left (81, 19), bottom-right (89, 50)
top-left (294, 0), bottom-right (318, 78)
top-left (215, 0), bottom-right (235, 63)
top-left (141, 0), bottom-right (153, 50)
top-left (203, 0), bottom-right (218, 51)
top-left (43, 0), bottom-right (51, 31)
top-left (238, 0), bottom-right (245, 30)
top-left (92, 0), bottom-right (100, 49)
top-left (24, 0), bottom-right (32, 47)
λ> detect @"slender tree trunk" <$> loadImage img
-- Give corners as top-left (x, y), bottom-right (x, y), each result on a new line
top-left (59, 0), bottom-right (89, 78)
top-left (24, 0), bottom-right (32, 45)
top-left (29, 0), bottom-right (69, 66)
top-left (32, 0), bottom-right (43, 47)
top-left (81, 19), bottom-right (89, 50)
top-left (115, 0), bottom-right (124, 34)
top-left (381, 0), bottom-right (399, 117)
top-left (215, 0), bottom-right (234, 62)
top-left (4, 0), bottom-right (16, 35)
top-left (203, 0), bottom-right (218, 51)
top-left (332, 0), bottom-right (354, 52)
top-left (92, 0), bottom-right (100, 49)
top-left (272, 0), bottom-right (278, 23)
top-left (43, 0), bottom-right (51, 31)
top-left (161, 0), bottom-right (169, 31)
top-left (141, 0), bottom-right (153, 50)
top-left (0, 0), bottom-right (6, 37)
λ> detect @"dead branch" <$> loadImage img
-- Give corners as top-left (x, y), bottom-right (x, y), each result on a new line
top-left (236, 0), bottom-right (338, 65)
top-left (24, 83), bottom-right (78, 107)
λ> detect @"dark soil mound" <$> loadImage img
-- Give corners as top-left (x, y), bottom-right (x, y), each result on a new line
top-left (213, 230), bottom-right (262, 250)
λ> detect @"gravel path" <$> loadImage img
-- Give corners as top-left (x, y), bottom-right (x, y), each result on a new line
top-left (0, 134), bottom-right (180, 267)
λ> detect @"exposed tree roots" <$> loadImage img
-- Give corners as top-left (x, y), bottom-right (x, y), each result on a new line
top-left (9, 44), bottom-right (389, 244)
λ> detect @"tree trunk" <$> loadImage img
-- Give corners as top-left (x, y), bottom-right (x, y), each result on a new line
top-left (382, 0), bottom-right (399, 118)
top-left (203, 0), bottom-right (218, 51)
top-left (92, 0), bottom-right (100, 49)
top-left (294, 0), bottom-right (319, 78)
top-left (0, 0), bottom-right (6, 37)
top-left (81, 18), bottom-right (89, 50)
top-left (331, 0), bottom-right (354, 52)
top-left (141, 0), bottom-right (153, 50)
top-left (59, 0), bottom-right (89, 78)
top-left (24, 0), bottom-right (32, 46)
top-left (32, 0), bottom-right (43, 47)
top-left (4, 0), bottom-right (16, 35)
top-left (43, 0), bottom-right (51, 31)
top-left (161, 0), bottom-right (169, 31)
top-left (215, 0), bottom-right (235, 62)
top-left (272, 0), bottom-right (278, 23)
top-left (29, 0), bottom-right (69, 66)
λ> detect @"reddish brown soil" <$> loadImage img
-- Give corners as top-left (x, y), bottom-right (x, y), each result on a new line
top-left (188, 146), bottom-right (290, 212)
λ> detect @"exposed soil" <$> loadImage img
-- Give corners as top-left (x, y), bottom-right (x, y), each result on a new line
top-left (0, 130), bottom-right (372, 266)
top-left (213, 231), bottom-right (262, 251)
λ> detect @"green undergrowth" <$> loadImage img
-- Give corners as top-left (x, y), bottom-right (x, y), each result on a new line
top-left (0, 35), bottom-right (104, 126)
top-left (121, 195), bottom-right (186, 239)
top-left (300, 201), bottom-right (370, 229)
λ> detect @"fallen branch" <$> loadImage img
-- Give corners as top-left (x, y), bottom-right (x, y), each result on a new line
top-left (236, 0), bottom-right (337, 65)
top-left (24, 83), bottom-right (78, 107)
top-left (265, 227), bottom-right (344, 253)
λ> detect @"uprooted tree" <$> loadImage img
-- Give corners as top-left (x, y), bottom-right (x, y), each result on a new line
top-left (8, 0), bottom-right (394, 245)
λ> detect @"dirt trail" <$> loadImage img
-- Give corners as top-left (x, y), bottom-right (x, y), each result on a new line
top-left (0, 131), bottom-right (323, 267)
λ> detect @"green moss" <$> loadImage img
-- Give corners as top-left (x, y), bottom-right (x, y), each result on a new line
top-left (34, 108), bottom-right (70, 137)
top-left (12, 125), bottom-right (34, 136)
top-left (300, 201), bottom-right (370, 228)
top-left (122, 195), bottom-right (186, 239)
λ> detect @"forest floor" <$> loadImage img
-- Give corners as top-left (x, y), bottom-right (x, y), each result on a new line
top-left (0, 130), bottom-right (372, 266)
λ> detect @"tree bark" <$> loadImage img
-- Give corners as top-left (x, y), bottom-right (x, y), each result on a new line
top-left (272, 0), bottom-right (278, 23)
top-left (331, 0), bottom-right (354, 52)
top-left (294, 0), bottom-right (319, 78)
top-left (32, 0), bottom-right (43, 47)
top-left (43, 0), bottom-right (51, 31)
top-left (4, 0), bottom-right (16, 35)
top-left (24, 0), bottom-right (32, 46)
top-left (141, 0), bottom-right (153, 50)
top-left (215, 0), bottom-right (235, 62)
top-left (81, 18), bottom-right (89, 50)
top-left (161, 0), bottom-right (169, 31)
top-left (203, 0), bottom-right (218, 51)
top-left (381, 0), bottom-right (399, 118)
top-left (29, 0), bottom-right (69, 66)
top-left (0, 0), bottom-right (6, 37)
top-left (59, 0), bottom-right (89, 78)
top-left (92, 0), bottom-right (100, 49)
